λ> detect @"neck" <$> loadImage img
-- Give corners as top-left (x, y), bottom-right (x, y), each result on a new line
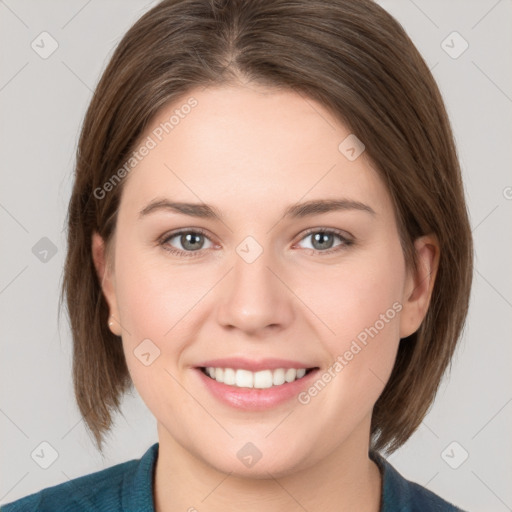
top-left (154, 420), bottom-right (382, 512)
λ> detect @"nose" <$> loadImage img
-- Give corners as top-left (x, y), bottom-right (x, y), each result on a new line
top-left (216, 247), bottom-right (295, 336)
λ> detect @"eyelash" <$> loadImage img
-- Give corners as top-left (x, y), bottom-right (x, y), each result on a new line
top-left (158, 227), bottom-right (354, 258)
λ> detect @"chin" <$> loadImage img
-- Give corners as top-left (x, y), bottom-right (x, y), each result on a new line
top-left (198, 441), bottom-right (314, 480)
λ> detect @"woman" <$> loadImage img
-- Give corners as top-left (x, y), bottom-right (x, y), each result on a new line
top-left (1, 0), bottom-right (472, 510)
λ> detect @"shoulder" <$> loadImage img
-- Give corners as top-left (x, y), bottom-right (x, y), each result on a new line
top-left (0, 443), bottom-right (159, 512)
top-left (370, 450), bottom-right (468, 512)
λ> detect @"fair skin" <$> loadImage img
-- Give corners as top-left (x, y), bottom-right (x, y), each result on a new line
top-left (92, 83), bottom-right (438, 512)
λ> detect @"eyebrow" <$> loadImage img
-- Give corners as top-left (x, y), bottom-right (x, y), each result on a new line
top-left (138, 197), bottom-right (376, 220)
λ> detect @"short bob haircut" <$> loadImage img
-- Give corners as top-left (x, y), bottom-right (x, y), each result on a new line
top-left (61, 0), bottom-right (473, 455)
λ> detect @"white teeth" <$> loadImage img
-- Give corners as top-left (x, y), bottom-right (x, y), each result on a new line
top-left (285, 368), bottom-right (297, 382)
top-left (272, 368), bottom-right (285, 386)
top-left (223, 367), bottom-right (236, 385)
top-left (253, 370), bottom-right (273, 389)
top-left (202, 367), bottom-right (311, 388)
top-left (236, 369), bottom-right (253, 388)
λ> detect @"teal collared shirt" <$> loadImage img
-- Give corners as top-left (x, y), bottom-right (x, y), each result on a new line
top-left (1, 443), bottom-right (467, 511)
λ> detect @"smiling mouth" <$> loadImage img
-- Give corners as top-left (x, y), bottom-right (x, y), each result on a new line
top-left (199, 366), bottom-right (318, 389)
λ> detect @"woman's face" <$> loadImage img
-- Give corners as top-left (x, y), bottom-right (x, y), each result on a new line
top-left (95, 84), bottom-right (434, 477)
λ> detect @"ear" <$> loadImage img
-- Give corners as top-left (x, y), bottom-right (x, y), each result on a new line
top-left (92, 232), bottom-right (121, 336)
top-left (399, 234), bottom-right (440, 339)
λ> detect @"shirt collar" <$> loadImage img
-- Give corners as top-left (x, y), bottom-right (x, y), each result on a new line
top-left (128, 443), bottom-right (432, 512)
top-left (122, 442), bottom-right (159, 511)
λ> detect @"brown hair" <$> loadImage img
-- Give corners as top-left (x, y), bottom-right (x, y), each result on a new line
top-left (61, 0), bottom-right (473, 455)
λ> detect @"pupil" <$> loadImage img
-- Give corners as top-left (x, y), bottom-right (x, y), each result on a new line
top-left (313, 232), bottom-right (333, 250)
top-left (182, 233), bottom-right (203, 250)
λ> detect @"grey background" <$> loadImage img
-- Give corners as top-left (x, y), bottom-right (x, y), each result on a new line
top-left (1, 1), bottom-right (511, 510)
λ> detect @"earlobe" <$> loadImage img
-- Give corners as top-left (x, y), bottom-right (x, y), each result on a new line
top-left (399, 234), bottom-right (440, 339)
top-left (91, 232), bottom-right (121, 336)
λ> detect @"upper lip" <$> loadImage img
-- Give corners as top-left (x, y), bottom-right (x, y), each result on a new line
top-left (196, 357), bottom-right (319, 372)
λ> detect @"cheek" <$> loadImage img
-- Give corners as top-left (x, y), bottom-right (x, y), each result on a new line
top-left (112, 247), bottom-right (202, 415)
top-left (112, 240), bottom-right (221, 393)
top-left (303, 242), bottom-right (405, 346)
top-left (300, 245), bottom-right (405, 409)
top-left (114, 242), bottom-right (207, 337)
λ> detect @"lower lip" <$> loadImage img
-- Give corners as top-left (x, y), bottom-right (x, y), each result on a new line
top-left (194, 368), bottom-right (320, 410)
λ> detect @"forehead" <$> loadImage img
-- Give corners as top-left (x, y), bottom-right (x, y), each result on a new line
top-left (119, 84), bottom-right (392, 221)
